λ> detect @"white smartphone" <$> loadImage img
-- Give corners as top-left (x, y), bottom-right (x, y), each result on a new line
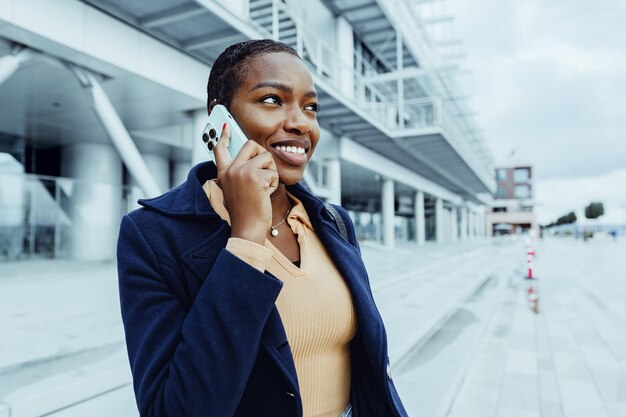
top-left (201, 104), bottom-right (248, 159)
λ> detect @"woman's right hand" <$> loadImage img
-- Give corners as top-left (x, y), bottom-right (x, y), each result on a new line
top-left (213, 124), bottom-right (279, 245)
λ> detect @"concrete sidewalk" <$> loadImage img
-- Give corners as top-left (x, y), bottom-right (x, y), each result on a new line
top-left (0, 238), bottom-right (524, 417)
top-left (441, 237), bottom-right (626, 417)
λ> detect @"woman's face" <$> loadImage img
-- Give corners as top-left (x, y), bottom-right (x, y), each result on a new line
top-left (228, 52), bottom-right (320, 185)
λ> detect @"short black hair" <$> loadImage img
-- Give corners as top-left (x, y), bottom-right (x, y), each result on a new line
top-left (206, 39), bottom-right (299, 112)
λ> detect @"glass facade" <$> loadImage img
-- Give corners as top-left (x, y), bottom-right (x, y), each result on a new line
top-left (0, 172), bottom-right (134, 260)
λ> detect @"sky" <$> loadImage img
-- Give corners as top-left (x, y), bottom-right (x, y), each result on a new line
top-left (422, 0), bottom-right (626, 224)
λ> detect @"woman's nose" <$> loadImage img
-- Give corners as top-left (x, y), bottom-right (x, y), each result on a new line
top-left (283, 106), bottom-right (312, 135)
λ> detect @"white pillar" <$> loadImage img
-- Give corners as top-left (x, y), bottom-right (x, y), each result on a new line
top-left (435, 197), bottom-right (444, 243)
top-left (414, 190), bottom-right (425, 246)
top-left (335, 16), bottom-right (355, 99)
top-left (468, 211), bottom-right (476, 239)
top-left (145, 153), bottom-right (170, 192)
top-left (326, 158), bottom-right (342, 206)
top-left (382, 178), bottom-right (395, 248)
top-left (192, 108), bottom-right (209, 167)
top-left (460, 206), bottom-right (468, 241)
top-left (0, 156), bottom-right (25, 259)
top-left (451, 207), bottom-right (458, 242)
top-left (172, 160), bottom-right (191, 188)
top-left (396, 31), bottom-right (405, 129)
top-left (61, 143), bottom-right (122, 261)
top-left (131, 142), bottom-right (171, 198)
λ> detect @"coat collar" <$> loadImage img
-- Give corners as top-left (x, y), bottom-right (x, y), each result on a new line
top-left (138, 161), bottom-right (221, 218)
top-left (138, 161), bottom-right (329, 223)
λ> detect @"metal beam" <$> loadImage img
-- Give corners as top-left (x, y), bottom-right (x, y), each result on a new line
top-left (183, 31), bottom-right (243, 51)
top-left (363, 65), bottom-right (458, 84)
top-left (68, 64), bottom-right (161, 197)
top-left (0, 47), bottom-right (32, 85)
top-left (140, 4), bottom-right (207, 28)
top-left (340, 2), bottom-right (379, 14)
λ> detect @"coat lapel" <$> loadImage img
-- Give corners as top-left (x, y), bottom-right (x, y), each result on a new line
top-left (287, 184), bottom-right (387, 370)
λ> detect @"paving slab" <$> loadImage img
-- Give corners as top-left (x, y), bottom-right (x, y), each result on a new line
top-left (445, 237), bottom-right (626, 417)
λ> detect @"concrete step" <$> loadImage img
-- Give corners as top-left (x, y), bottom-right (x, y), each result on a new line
top-left (2, 348), bottom-right (134, 417)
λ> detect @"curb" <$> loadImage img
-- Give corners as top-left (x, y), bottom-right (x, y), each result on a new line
top-left (391, 265), bottom-right (502, 371)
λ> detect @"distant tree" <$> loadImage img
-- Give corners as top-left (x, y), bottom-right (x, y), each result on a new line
top-left (555, 211), bottom-right (577, 226)
top-left (584, 202), bottom-right (605, 220)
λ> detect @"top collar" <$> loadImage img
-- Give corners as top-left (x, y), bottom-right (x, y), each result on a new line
top-left (202, 178), bottom-right (315, 232)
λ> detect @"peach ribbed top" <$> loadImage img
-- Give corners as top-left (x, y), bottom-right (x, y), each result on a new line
top-left (203, 180), bottom-right (357, 417)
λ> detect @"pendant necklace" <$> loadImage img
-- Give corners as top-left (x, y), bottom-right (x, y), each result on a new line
top-left (271, 202), bottom-right (293, 237)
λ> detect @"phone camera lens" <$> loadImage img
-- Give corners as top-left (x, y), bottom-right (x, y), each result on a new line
top-left (209, 128), bottom-right (217, 139)
top-left (202, 133), bottom-right (209, 143)
top-left (207, 142), bottom-right (214, 151)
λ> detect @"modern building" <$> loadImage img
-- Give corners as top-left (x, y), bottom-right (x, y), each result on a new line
top-left (486, 164), bottom-right (537, 235)
top-left (0, 0), bottom-right (494, 261)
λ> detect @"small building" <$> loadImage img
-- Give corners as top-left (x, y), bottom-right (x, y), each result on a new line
top-left (486, 165), bottom-right (538, 236)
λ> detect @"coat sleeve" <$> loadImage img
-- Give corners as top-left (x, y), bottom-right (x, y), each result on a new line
top-left (117, 214), bottom-right (283, 417)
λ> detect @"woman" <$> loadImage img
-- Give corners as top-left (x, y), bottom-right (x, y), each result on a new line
top-left (117, 39), bottom-right (409, 417)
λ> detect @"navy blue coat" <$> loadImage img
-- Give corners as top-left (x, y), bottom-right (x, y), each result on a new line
top-left (117, 161), bottom-right (409, 417)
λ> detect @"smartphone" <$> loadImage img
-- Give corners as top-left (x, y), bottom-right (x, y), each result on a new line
top-left (201, 105), bottom-right (248, 159)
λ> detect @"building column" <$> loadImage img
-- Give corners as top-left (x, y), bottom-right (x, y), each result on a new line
top-left (414, 190), bottom-right (425, 246)
top-left (382, 177), bottom-right (395, 248)
top-left (130, 142), bottom-right (171, 202)
top-left (435, 197), bottom-right (444, 243)
top-left (451, 207), bottom-right (459, 242)
top-left (468, 211), bottom-right (476, 239)
top-left (61, 143), bottom-right (122, 261)
top-left (460, 206), bottom-right (468, 240)
top-left (335, 16), bottom-right (355, 99)
top-left (172, 160), bottom-right (191, 188)
top-left (326, 158), bottom-right (342, 206)
top-left (191, 108), bottom-right (209, 167)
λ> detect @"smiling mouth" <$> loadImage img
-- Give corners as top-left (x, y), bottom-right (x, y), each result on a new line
top-left (270, 144), bottom-right (310, 167)
top-left (272, 145), bottom-right (308, 155)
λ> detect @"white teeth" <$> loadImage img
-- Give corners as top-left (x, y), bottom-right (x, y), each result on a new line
top-left (276, 145), bottom-right (306, 154)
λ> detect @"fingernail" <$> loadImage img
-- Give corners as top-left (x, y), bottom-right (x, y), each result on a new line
top-left (223, 123), bottom-right (227, 130)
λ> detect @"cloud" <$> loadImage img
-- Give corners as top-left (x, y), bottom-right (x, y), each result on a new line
top-left (444, 0), bottom-right (626, 180)
top-left (535, 169), bottom-right (626, 224)
top-left (438, 0), bottom-right (626, 226)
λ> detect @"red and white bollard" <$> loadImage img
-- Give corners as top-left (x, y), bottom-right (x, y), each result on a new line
top-left (526, 246), bottom-right (535, 279)
top-left (528, 283), bottom-right (539, 314)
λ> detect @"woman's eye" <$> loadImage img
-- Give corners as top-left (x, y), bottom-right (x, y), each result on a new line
top-left (261, 95), bottom-right (280, 104)
top-left (304, 103), bottom-right (319, 112)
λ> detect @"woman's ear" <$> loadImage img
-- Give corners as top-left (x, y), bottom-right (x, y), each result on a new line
top-left (208, 99), bottom-right (218, 115)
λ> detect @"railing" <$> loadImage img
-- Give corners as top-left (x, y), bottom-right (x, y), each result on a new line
top-left (0, 173), bottom-right (136, 261)
top-left (246, 0), bottom-right (493, 189)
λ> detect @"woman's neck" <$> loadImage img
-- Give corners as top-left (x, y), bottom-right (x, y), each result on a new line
top-left (270, 184), bottom-right (292, 223)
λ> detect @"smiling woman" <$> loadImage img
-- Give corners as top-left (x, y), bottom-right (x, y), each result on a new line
top-left (116, 39), bottom-right (409, 417)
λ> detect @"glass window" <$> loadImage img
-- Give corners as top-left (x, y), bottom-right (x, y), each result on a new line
top-left (495, 185), bottom-right (507, 198)
top-left (496, 169), bottom-right (507, 181)
top-left (514, 184), bottom-right (530, 199)
top-left (513, 168), bottom-right (529, 182)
